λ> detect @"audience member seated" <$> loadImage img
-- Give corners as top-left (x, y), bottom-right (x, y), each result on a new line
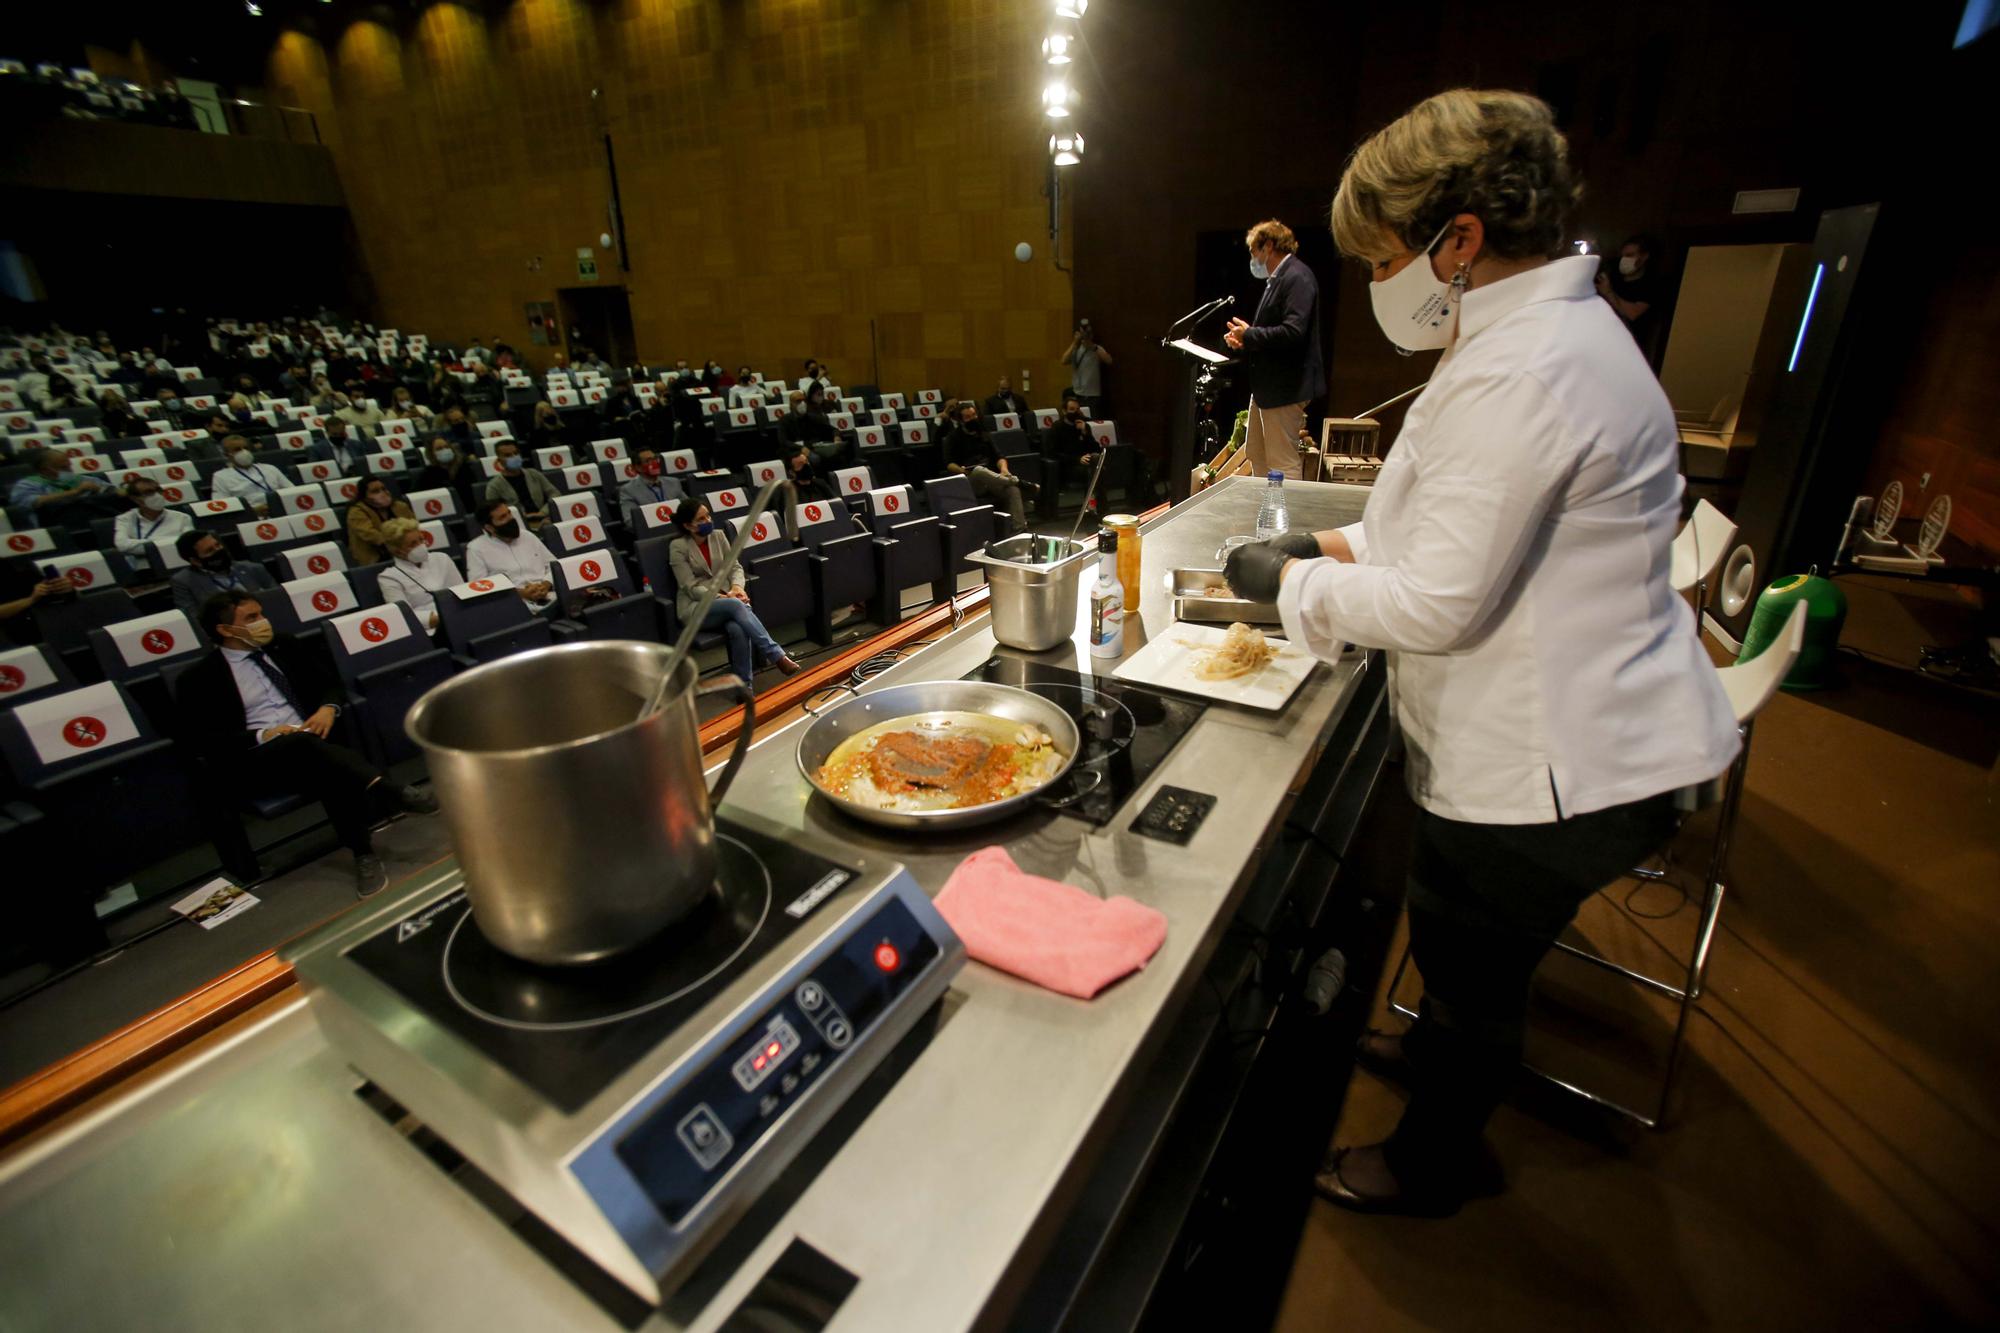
top-left (208, 436), bottom-right (292, 514)
top-left (728, 367), bottom-right (763, 408)
top-left (526, 401), bottom-right (565, 446)
top-left (1041, 392), bottom-right (1101, 486)
top-left (347, 477), bottom-right (414, 565)
top-left (191, 414), bottom-right (237, 462)
top-left (668, 497), bottom-right (801, 682)
top-left (14, 355), bottom-right (52, 408)
top-left (183, 590), bottom-right (437, 898)
top-left (172, 530), bottom-right (279, 614)
top-left (985, 376), bottom-right (1028, 419)
top-left (309, 375), bottom-right (343, 413)
top-left (376, 518), bottom-right (460, 634)
top-left (797, 358), bottom-right (830, 391)
top-left (434, 406), bottom-right (481, 457)
top-left (334, 381), bottom-right (386, 435)
top-left (97, 387), bottom-right (144, 439)
top-left (942, 401), bottom-right (1035, 534)
top-left (573, 345), bottom-right (612, 378)
top-left (485, 439), bottom-right (557, 531)
top-left (7, 447), bottom-right (122, 528)
top-left (619, 448), bottom-right (687, 532)
top-left (309, 417), bottom-right (372, 473)
top-left (780, 383), bottom-right (842, 463)
top-left (465, 499), bottom-right (557, 613)
top-left (1, 568), bottom-right (74, 626)
top-left (41, 374), bottom-right (92, 413)
top-left (114, 476), bottom-right (194, 560)
top-left (415, 434), bottom-right (481, 515)
top-left (386, 386), bottom-right (432, 422)
top-left (231, 373), bottom-right (278, 410)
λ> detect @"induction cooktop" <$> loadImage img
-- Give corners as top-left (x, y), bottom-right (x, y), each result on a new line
top-left (962, 657), bottom-right (1208, 827)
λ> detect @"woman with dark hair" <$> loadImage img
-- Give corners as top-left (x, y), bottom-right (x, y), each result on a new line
top-left (1225, 88), bottom-right (1738, 1216)
top-left (346, 475), bottom-right (414, 565)
top-left (665, 497), bottom-right (801, 683)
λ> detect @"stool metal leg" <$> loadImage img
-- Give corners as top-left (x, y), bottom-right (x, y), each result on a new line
top-left (1381, 732), bottom-right (1752, 1132)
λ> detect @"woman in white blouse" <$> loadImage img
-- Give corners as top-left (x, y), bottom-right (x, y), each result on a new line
top-left (1225, 89), bottom-right (1738, 1216)
top-left (376, 518), bottom-right (461, 634)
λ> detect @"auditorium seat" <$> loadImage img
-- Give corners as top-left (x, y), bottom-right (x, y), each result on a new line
top-left (435, 582), bottom-right (555, 668)
top-left (320, 602), bottom-right (453, 767)
top-left (921, 475), bottom-right (1000, 573)
top-left (551, 547), bottom-right (660, 644)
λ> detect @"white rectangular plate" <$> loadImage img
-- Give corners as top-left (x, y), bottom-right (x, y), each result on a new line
top-left (1112, 621), bottom-right (1319, 712)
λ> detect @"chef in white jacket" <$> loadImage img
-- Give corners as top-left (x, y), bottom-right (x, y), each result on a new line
top-left (1225, 89), bottom-right (1738, 1217)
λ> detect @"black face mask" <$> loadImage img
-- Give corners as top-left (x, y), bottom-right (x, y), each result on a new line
top-left (199, 551), bottom-right (232, 573)
top-left (492, 520), bottom-right (521, 541)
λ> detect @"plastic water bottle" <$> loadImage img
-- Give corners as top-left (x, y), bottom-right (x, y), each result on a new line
top-left (1254, 470), bottom-right (1289, 540)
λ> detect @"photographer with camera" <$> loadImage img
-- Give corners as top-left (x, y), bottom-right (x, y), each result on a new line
top-left (1063, 317), bottom-right (1112, 417)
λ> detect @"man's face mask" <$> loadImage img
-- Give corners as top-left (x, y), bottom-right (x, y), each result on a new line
top-left (228, 617), bottom-right (275, 648)
top-left (199, 549), bottom-right (232, 573)
top-left (641, 460), bottom-right (662, 478)
top-left (493, 519), bottom-right (521, 540)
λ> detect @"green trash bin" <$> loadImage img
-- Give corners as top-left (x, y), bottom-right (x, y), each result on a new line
top-left (1736, 573), bottom-right (1847, 690)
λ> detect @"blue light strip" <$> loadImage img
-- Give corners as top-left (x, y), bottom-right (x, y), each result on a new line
top-left (1788, 263), bottom-right (1825, 373)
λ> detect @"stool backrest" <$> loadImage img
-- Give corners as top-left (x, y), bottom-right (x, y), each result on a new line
top-left (1670, 499), bottom-right (1738, 597)
top-left (1716, 600), bottom-right (1807, 724)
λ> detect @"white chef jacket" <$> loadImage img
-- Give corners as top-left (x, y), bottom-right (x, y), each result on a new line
top-left (378, 551), bottom-right (464, 631)
top-left (464, 533), bottom-right (556, 610)
top-left (1277, 256), bottom-right (1738, 824)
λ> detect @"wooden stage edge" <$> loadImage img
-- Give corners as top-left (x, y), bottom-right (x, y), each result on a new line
top-left (0, 501), bottom-right (1170, 1150)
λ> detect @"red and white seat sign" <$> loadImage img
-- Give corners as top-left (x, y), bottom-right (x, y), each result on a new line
top-left (747, 460), bottom-right (783, 487)
top-left (286, 571), bottom-right (356, 621)
top-left (557, 517), bottom-right (606, 551)
top-left (558, 549), bottom-right (614, 588)
top-left (407, 487), bottom-right (457, 519)
top-left (867, 486), bottom-right (912, 519)
top-left (707, 488), bottom-right (747, 516)
top-left (331, 604), bottom-right (413, 655)
top-left (283, 542), bottom-right (347, 580)
top-left (104, 610), bottom-right (200, 669)
top-left (0, 645), bottom-right (58, 698)
top-left (556, 492), bottom-right (600, 521)
top-left (276, 483), bottom-right (329, 516)
top-left (3, 528), bottom-right (55, 557)
top-left (739, 516), bottom-right (784, 549)
top-left (449, 575), bottom-right (513, 600)
top-left (832, 467), bottom-right (872, 496)
top-left (46, 551), bottom-right (113, 591)
top-left (17, 681), bottom-right (141, 766)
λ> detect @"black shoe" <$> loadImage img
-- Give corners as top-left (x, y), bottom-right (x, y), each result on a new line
top-left (396, 784), bottom-right (439, 815)
top-left (354, 853), bottom-right (389, 899)
top-left (1313, 1145), bottom-right (1463, 1218)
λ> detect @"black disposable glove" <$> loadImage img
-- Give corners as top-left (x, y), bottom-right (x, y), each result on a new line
top-left (1224, 540), bottom-right (1292, 603)
top-left (1267, 532), bottom-right (1321, 561)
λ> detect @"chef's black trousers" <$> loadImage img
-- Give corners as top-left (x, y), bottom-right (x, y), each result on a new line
top-left (245, 734), bottom-right (387, 856)
top-left (1383, 792), bottom-right (1677, 1194)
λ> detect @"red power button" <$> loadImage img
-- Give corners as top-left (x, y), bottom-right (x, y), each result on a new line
top-left (873, 941), bottom-right (902, 973)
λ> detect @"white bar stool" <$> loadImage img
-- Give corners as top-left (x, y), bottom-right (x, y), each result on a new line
top-left (1385, 599), bottom-right (1809, 1129)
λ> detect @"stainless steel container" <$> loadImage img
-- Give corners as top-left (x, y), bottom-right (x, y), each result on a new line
top-left (1170, 566), bottom-right (1282, 626)
top-left (796, 679), bottom-right (1081, 830)
top-left (965, 534), bottom-right (1097, 652)
top-left (405, 641), bottom-right (755, 966)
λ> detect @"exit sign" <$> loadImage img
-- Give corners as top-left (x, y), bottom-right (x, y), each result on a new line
top-left (576, 248), bottom-right (599, 281)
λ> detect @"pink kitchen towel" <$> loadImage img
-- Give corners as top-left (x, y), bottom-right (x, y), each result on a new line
top-left (934, 847), bottom-right (1168, 999)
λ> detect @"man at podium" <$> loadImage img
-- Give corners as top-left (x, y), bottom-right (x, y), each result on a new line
top-left (1224, 219), bottom-right (1325, 479)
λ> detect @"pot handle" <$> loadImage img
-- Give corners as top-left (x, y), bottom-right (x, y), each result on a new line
top-left (1037, 765), bottom-right (1105, 809)
top-left (696, 674), bottom-right (757, 807)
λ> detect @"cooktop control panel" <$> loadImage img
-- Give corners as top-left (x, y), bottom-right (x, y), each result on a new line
top-left (608, 894), bottom-right (943, 1229)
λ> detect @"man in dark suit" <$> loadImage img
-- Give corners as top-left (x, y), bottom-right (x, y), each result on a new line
top-left (171, 531), bottom-right (278, 615)
top-left (1224, 219), bottom-right (1325, 479)
top-left (182, 590), bottom-right (436, 897)
top-left (983, 376), bottom-right (1027, 420)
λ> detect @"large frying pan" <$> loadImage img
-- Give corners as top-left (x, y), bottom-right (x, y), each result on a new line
top-left (795, 680), bottom-right (1084, 831)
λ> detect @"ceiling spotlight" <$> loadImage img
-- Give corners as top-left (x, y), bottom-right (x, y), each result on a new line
top-left (1042, 30), bottom-right (1075, 65)
top-left (1042, 80), bottom-right (1074, 119)
top-left (1049, 131), bottom-right (1085, 167)
top-left (245, 0), bottom-right (263, 13)
top-left (1054, 0), bottom-right (1089, 18)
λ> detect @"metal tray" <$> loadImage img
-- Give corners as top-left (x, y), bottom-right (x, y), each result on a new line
top-left (1169, 567), bottom-right (1282, 626)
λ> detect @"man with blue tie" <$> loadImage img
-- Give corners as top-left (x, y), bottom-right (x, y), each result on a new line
top-left (182, 591), bottom-right (437, 897)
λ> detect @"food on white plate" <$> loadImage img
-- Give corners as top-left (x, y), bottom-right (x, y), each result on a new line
top-left (1193, 622), bottom-right (1278, 682)
top-left (816, 711), bottom-right (1066, 813)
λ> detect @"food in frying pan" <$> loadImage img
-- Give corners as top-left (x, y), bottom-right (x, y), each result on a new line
top-left (815, 711), bottom-right (1067, 813)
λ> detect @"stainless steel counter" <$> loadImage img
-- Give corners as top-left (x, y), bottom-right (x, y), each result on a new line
top-left (0, 477), bottom-right (1375, 1333)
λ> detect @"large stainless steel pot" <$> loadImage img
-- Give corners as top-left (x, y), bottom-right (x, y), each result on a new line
top-left (964, 534), bottom-right (1097, 652)
top-left (795, 679), bottom-right (1081, 830)
top-left (405, 641), bottom-right (754, 966)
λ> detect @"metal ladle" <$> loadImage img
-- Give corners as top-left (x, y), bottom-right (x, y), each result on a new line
top-left (636, 476), bottom-right (787, 721)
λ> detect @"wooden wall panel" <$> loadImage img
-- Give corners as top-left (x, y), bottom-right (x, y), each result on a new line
top-left (261, 0), bottom-right (1073, 400)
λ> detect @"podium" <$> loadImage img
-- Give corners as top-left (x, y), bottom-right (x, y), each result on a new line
top-left (1163, 335), bottom-right (1237, 502)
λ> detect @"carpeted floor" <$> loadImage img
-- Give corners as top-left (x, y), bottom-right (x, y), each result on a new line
top-left (1275, 575), bottom-right (2000, 1330)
